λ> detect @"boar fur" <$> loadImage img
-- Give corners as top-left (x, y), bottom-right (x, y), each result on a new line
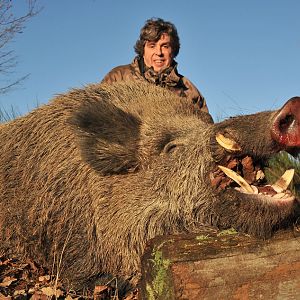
top-left (0, 81), bottom-right (299, 290)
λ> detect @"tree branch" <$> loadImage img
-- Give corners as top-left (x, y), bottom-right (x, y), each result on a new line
top-left (0, 0), bottom-right (40, 94)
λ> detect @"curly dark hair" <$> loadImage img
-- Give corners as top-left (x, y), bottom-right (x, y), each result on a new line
top-left (134, 18), bottom-right (180, 58)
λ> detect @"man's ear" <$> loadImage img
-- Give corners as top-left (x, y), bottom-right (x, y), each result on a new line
top-left (69, 99), bottom-right (141, 175)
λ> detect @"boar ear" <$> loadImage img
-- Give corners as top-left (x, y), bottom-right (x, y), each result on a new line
top-left (69, 100), bottom-right (141, 175)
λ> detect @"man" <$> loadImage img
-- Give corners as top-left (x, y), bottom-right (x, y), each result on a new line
top-left (102, 18), bottom-right (208, 113)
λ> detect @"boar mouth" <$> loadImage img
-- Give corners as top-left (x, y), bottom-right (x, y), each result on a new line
top-left (219, 165), bottom-right (295, 204)
top-left (211, 134), bottom-right (296, 205)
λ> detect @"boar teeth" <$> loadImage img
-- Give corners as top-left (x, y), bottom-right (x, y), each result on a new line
top-left (256, 170), bottom-right (265, 181)
top-left (216, 133), bottom-right (241, 152)
top-left (251, 185), bottom-right (259, 194)
top-left (271, 192), bottom-right (295, 203)
top-left (218, 165), bottom-right (254, 194)
top-left (271, 169), bottom-right (295, 193)
top-left (272, 192), bottom-right (289, 199)
top-left (235, 185), bottom-right (258, 194)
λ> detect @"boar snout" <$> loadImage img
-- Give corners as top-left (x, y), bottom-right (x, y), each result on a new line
top-left (271, 96), bottom-right (300, 147)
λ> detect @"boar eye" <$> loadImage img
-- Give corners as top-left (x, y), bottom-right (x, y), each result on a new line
top-left (163, 142), bottom-right (177, 154)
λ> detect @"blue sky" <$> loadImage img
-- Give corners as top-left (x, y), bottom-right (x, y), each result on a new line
top-left (1, 0), bottom-right (300, 121)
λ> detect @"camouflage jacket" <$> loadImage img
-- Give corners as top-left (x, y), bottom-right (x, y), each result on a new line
top-left (102, 57), bottom-right (208, 113)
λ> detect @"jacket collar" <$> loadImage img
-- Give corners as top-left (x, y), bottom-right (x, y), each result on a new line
top-left (132, 57), bottom-right (182, 87)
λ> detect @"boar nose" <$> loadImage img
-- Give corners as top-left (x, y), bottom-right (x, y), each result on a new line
top-left (271, 96), bottom-right (300, 147)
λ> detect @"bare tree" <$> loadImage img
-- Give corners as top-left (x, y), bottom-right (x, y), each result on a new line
top-left (0, 0), bottom-right (39, 94)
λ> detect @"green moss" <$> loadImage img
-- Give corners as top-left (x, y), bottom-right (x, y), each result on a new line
top-left (146, 241), bottom-right (173, 299)
top-left (195, 234), bottom-right (211, 241)
top-left (217, 228), bottom-right (238, 236)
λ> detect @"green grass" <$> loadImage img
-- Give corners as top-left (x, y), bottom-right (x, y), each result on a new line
top-left (265, 151), bottom-right (300, 197)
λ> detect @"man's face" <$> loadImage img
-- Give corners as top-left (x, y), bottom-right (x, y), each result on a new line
top-left (143, 33), bottom-right (173, 72)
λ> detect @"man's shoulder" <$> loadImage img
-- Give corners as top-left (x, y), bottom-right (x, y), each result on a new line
top-left (102, 63), bottom-right (133, 83)
top-left (101, 57), bottom-right (142, 84)
top-left (171, 64), bottom-right (197, 90)
top-left (180, 76), bottom-right (198, 90)
top-left (106, 63), bottom-right (133, 75)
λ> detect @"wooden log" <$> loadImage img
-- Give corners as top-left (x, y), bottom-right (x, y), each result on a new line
top-left (139, 229), bottom-right (300, 300)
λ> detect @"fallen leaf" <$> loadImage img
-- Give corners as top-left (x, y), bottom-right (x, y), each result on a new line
top-left (38, 275), bottom-right (50, 282)
top-left (94, 285), bottom-right (108, 294)
top-left (0, 293), bottom-right (12, 300)
top-left (13, 289), bottom-right (26, 296)
top-left (0, 276), bottom-right (17, 287)
top-left (31, 291), bottom-right (49, 300)
top-left (40, 286), bottom-right (55, 297)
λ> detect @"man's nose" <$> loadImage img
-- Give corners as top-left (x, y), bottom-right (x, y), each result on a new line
top-left (155, 46), bottom-right (163, 56)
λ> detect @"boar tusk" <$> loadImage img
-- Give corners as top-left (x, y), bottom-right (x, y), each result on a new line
top-left (216, 133), bottom-right (241, 152)
top-left (271, 169), bottom-right (295, 193)
top-left (255, 169), bottom-right (265, 181)
top-left (218, 165), bottom-right (254, 194)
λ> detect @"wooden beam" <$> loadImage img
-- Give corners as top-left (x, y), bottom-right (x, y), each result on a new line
top-left (139, 229), bottom-right (300, 300)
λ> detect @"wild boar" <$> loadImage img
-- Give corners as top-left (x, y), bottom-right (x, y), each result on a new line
top-left (0, 81), bottom-right (299, 290)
